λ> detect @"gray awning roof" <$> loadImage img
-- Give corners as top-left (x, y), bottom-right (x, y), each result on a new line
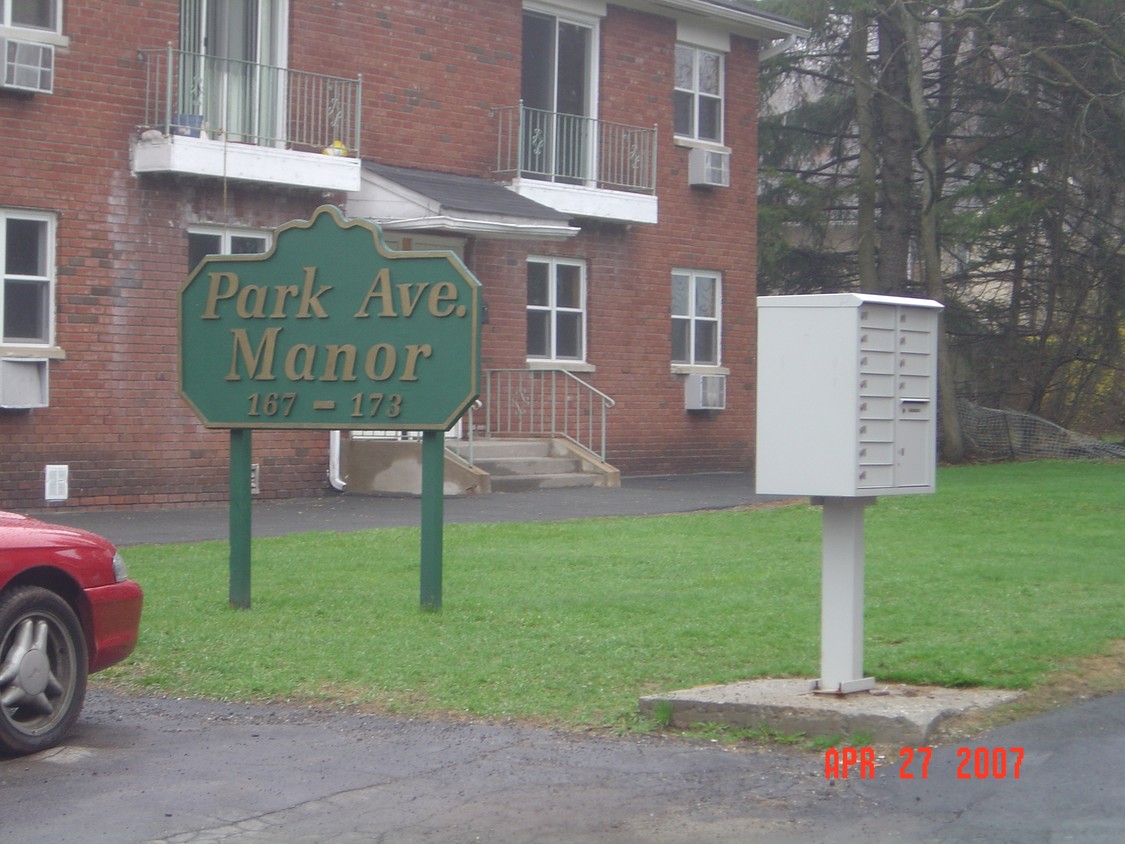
top-left (348, 162), bottom-right (579, 240)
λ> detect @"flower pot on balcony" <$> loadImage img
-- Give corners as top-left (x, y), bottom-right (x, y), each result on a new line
top-left (174, 114), bottom-right (204, 138)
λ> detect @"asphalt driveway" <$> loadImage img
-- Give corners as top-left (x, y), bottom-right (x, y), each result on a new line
top-left (1, 685), bottom-right (1122, 843)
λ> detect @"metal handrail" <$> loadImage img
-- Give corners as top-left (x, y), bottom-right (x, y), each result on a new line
top-left (492, 102), bottom-right (657, 193)
top-left (138, 45), bottom-right (361, 157)
top-left (467, 368), bottom-right (616, 462)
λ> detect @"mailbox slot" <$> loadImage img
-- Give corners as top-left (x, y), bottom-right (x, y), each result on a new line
top-left (859, 373), bottom-right (895, 397)
top-left (859, 351), bottom-right (896, 374)
top-left (897, 374), bottom-right (931, 398)
top-left (860, 329), bottom-right (896, 351)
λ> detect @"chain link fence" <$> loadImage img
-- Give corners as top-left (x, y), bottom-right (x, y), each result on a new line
top-left (958, 400), bottom-right (1125, 460)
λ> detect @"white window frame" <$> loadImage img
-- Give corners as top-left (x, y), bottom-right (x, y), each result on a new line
top-left (1, 208), bottom-right (59, 356)
top-left (521, 3), bottom-right (601, 186)
top-left (188, 226), bottom-right (271, 271)
top-left (527, 256), bottom-right (587, 365)
top-left (1, 0), bottom-right (62, 33)
top-left (521, 4), bottom-right (600, 117)
top-left (674, 43), bottom-right (725, 145)
top-left (671, 269), bottom-right (723, 370)
top-left (0, 0), bottom-right (68, 49)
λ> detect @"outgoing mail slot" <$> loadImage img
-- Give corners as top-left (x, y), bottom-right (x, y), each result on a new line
top-left (900, 398), bottom-right (932, 418)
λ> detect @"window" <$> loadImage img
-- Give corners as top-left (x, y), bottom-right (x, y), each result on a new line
top-left (671, 270), bottom-right (720, 366)
top-left (1, 0), bottom-right (61, 32)
top-left (527, 257), bottom-right (585, 361)
top-left (180, 0), bottom-right (287, 144)
top-left (188, 228), bottom-right (269, 271)
top-left (521, 7), bottom-right (596, 182)
top-left (674, 44), bottom-right (724, 143)
top-left (1, 210), bottom-right (54, 347)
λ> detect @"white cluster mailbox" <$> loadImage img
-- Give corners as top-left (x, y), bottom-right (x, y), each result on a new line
top-left (755, 293), bottom-right (944, 694)
top-left (756, 293), bottom-right (944, 498)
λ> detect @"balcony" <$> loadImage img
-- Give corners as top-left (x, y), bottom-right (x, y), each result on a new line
top-left (131, 46), bottom-right (362, 192)
top-left (492, 103), bottom-right (658, 224)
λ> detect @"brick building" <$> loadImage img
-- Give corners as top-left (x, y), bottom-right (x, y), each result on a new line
top-left (1, 0), bottom-right (805, 510)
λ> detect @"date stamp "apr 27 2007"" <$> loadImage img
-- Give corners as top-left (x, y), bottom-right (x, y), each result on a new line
top-left (825, 746), bottom-right (1026, 780)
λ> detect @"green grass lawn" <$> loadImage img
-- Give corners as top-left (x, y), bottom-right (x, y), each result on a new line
top-left (100, 460), bottom-right (1124, 729)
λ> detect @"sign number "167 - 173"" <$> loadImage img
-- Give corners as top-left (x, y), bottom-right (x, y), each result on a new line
top-left (245, 391), bottom-right (404, 419)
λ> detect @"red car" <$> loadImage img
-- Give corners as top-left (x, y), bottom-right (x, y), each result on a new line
top-left (0, 511), bottom-right (143, 755)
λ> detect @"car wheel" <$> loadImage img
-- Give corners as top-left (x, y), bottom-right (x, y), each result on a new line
top-left (0, 586), bottom-right (89, 755)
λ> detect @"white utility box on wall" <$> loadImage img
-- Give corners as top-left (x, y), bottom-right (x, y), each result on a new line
top-left (756, 293), bottom-right (944, 498)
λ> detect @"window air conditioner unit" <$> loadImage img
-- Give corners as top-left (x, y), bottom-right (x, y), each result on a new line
top-left (684, 373), bottom-right (726, 411)
top-left (688, 147), bottom-right (730, 188)
top-left (0, 359), bottom-right (49, 408)
top-left (1, 38), bottom-right (55, 94)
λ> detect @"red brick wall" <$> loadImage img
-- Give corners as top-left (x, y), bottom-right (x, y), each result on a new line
top-left (292, 0), bottom-right (522, 176)
top-left (1, 0), bottom-right (764, 509)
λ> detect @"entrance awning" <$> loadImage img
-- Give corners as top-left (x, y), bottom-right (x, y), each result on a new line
top-left (348, 161), bottom-right (580, 241)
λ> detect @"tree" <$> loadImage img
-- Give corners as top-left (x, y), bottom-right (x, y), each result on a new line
top-left (758, 0), bottom-right (1125, 446)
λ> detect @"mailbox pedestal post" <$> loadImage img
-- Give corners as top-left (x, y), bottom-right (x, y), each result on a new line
top-left (814, 496), bottom-right (876, 694)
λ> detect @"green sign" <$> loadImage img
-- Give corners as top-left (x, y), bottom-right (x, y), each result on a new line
top-left (179, 205), bottom-right (481, 431)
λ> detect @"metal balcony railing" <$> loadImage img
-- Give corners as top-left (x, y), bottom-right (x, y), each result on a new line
top-left (493, 103), bottom-right (657, 193)
top-left (465, 368), bottom-right (616, 463)
top-left (139, 46), bottom-right (361, 157)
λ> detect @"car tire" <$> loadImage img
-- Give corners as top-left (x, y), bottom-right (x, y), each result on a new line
top-left (0, 586), bottom-right (89, 755)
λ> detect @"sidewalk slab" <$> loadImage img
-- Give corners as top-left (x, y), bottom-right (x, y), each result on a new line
top-left (640, 679), bottom-right (1019, 746)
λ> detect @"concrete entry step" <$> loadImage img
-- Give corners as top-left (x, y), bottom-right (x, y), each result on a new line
top-left (448, 438), bottom-right (619, 492)
top-left (478, 455), bottom-right (583, 477)
top-left (489, 472), bottom-right (603, 493)
top-left (450, 438), bottom-right (555, 459)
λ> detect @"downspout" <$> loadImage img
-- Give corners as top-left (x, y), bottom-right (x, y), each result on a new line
top-left (328, 431), bottom-right (346, 491)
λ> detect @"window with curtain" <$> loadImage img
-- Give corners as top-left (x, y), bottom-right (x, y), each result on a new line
top-left (179, 0), bottom-right (285, 144)
top-left (673, 44), bottom-right (724, 143)
top-left (671, 270), bottom-right (721, 366)
top-left (521, 7), bottom-right (596, 182)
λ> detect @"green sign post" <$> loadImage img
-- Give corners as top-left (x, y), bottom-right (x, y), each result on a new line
top-left (179, 206), bottom-right (481, 609)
